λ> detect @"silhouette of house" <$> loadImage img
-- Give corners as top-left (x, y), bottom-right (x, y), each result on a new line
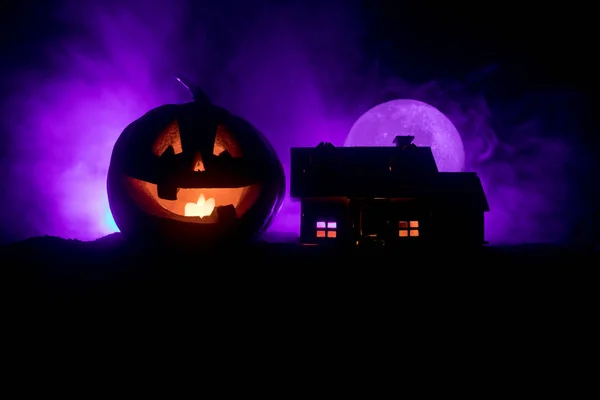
top-left (290, 136), bottom-right (489, 248)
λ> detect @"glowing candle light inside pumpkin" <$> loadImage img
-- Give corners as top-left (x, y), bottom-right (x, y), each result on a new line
top-left (184, 194), bottom-right (216, 218)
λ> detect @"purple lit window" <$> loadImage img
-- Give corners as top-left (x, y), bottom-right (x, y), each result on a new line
top-left (315, 220), bottom-right (337, 239)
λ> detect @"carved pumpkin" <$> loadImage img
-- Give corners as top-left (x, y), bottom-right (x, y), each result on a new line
top-left (107, 77), bottom-right (285, 248)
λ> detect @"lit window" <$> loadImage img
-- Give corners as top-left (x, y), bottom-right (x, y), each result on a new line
top-left (399, 220), bottom-right (420, 238)
top-left (316, 220), bottom-right (337, 239)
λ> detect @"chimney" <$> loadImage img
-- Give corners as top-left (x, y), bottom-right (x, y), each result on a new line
top-left (393, 135), bottom-right (415, 147)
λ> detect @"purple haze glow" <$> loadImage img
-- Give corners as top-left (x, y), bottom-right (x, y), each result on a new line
top-left (0, 0), bottom-right (591, 245)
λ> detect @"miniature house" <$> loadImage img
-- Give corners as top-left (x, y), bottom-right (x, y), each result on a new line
top-left (289, 136), bottom-right (489, 248)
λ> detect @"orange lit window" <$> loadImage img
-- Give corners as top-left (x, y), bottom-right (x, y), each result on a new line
top-left (316, 220), bottom-right (337, 239)
top-left (399, 220), bottom-right (419, 238)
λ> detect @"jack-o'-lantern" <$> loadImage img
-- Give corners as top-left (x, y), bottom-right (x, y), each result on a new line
top-left (107, 76), bottom-right (285, 249)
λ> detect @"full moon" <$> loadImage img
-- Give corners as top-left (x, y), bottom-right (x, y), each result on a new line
top-left (344, 99), bottom-right (465, 172)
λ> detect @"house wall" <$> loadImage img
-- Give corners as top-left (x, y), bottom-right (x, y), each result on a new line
top-left (352, 198), bottom-right (430, 244)
top-left (430, 206), bottom-right (485, 245)
top-left (299, 197), bottom-right (486, 247)
top-left (300, 197), bottom-right (433, 246)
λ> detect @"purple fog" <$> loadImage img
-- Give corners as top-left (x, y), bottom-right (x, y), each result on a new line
top-left (0, 0), bottom-right (592, 245)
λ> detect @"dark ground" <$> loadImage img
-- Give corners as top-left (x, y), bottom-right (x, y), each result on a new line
top-left (0, 233), bottom-right (597, 360)
top-left (1, 233), bottom-right (597, 303)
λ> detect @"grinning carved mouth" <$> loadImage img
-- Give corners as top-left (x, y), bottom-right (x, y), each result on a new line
top-left (123, 176), bottom-right (261, 224)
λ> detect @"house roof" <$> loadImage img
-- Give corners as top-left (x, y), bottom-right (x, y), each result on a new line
top-left (290, 145), bottom-right (489, 211)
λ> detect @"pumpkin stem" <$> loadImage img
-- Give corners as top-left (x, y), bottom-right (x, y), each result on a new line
top-left (175, 74), bottom-right (211, 105)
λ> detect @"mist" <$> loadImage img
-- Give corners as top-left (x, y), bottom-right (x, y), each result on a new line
top-left (0, 0), bottom-right (592, 245)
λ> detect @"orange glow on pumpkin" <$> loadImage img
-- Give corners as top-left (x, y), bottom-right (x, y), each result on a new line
top-left (122, 121), bottom-right (262, 224)
top-left (123, 177), bottom-right (261, 223)
top-left (151, 121), bottom-right (243, 158)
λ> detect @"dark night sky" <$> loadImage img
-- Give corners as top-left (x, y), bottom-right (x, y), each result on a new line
top-left (0, 0), bottom-right (598, 244)
top-left (373, 1), bottom-right (599, 149)
top-left (2, 1), bottom-right (597, 90)
top-left (1, 0), bottom-right (596, 132)
top-left (4, 0), bottom-right (594, 133)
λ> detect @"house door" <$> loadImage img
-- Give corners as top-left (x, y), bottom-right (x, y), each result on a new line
top-left (360, 199), bottom-right (390, 242)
